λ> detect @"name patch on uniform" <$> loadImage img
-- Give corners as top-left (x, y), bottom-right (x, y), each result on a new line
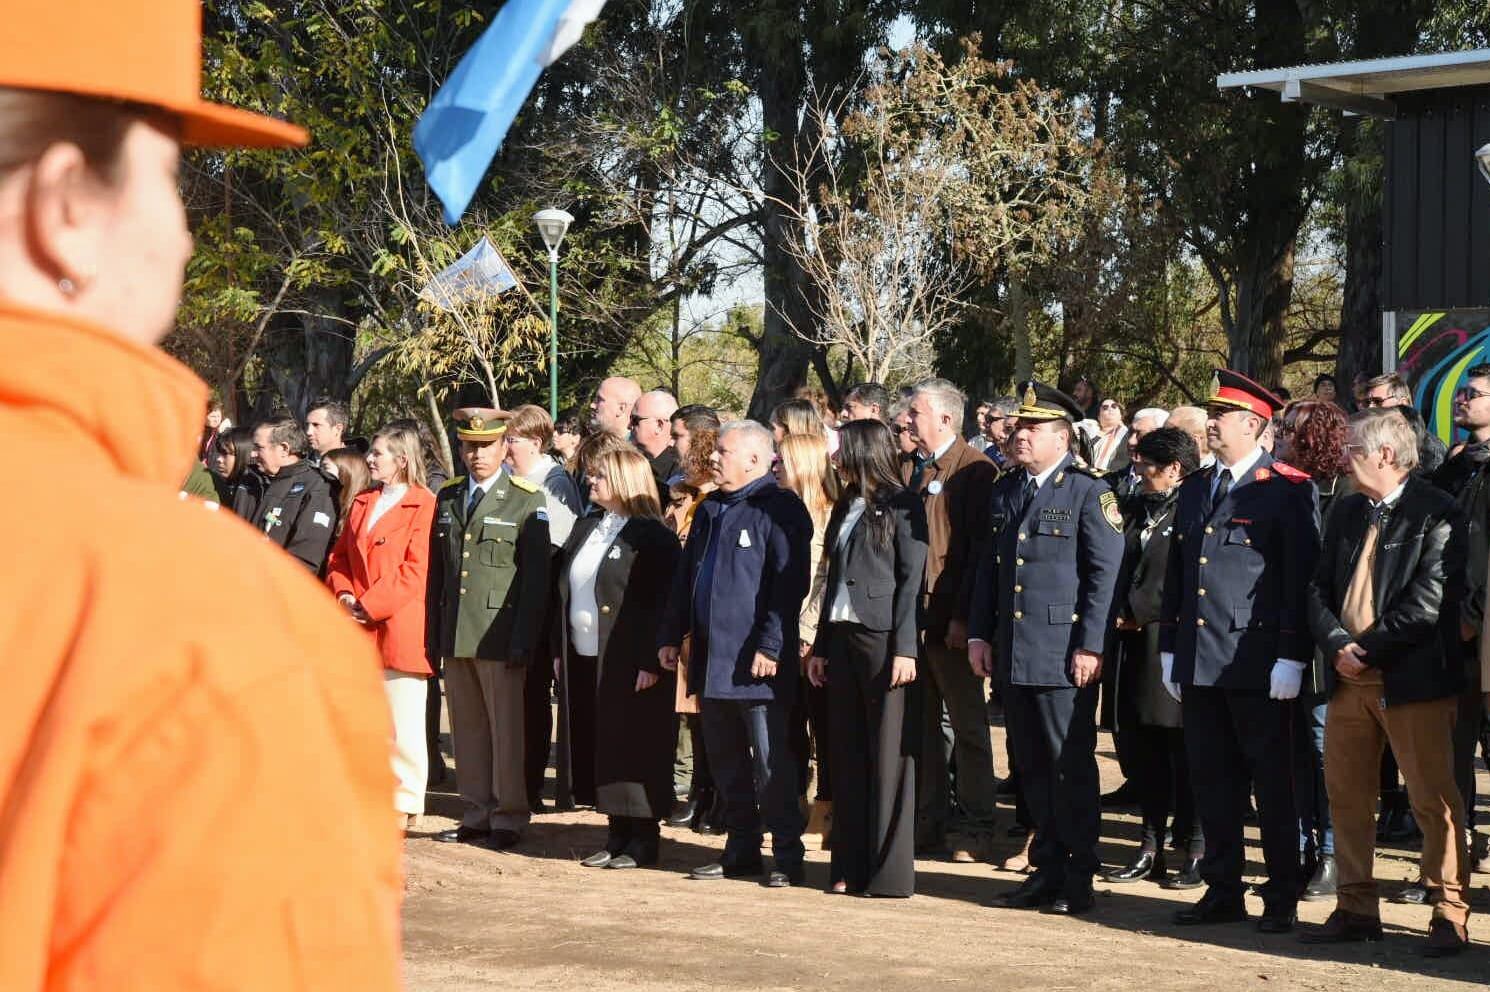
top-left (312, 511), bottom-right (331, 528)
top-left (1230, 517), bottom-right (1253, 525)
top-left (289, 483), bottom-right (306, 495)
top-left (1098, 491), bottom-right (1123, 532)
top-left (1039, 508), bottom-right (1072, 520)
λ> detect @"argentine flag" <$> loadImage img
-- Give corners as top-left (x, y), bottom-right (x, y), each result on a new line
top-left (414, 0), bottom-right (607, 225)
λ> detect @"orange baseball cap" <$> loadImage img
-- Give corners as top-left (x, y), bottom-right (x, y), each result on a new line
top-left (1, 0), bottom-right (307, 148)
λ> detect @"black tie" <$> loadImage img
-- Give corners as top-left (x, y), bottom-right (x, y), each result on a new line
top-left (1207, 468), bottom-right (1232, 517)
top-left (1017, 474), bottom-right (1038, 518)
top-left (467, 485), bottom-right (484, 521)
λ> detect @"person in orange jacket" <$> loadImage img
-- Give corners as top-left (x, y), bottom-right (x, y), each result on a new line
top-left (0, 2), bottom-right (402, 989)
top-left (327, 423), bottom-right (439, 830)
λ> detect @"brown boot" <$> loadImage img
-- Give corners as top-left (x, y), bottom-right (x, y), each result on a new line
top-left (1422, 918), bottom-right (1468, 957)
top-left (1000, 831), bottom-right (1036, 873)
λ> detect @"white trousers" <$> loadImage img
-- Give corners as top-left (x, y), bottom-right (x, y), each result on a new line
top-left (384, 671), bottom-right (430, 815)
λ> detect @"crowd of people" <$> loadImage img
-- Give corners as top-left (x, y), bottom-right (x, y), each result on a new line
top-left (190, 364), bottom-right (1489, 956)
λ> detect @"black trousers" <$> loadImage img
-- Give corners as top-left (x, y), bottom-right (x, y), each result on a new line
top-left (1133, 723), bottom-right (1200, 853)
top-left (790, 672), bottom-right (832, 801)
top-left (826, 622), bottom-right (918, 897)
top-left (1003, 680), bottom-right (1101, 884)
top-left (524, 651), bottom-right (555, 803)
top-left (1102, 633), bottom-right (1143, 781)
top-left (603, 815), bottom-right (661, 858)
top-left (1183, 686), bottom-right (1299, 909)
top-left (558, 654), bottom-right (598, 807)
top-left (426, 659), bottom-right (446, 777)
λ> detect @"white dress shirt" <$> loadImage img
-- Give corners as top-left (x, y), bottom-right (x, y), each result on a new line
top-left (827, 498), bottom-right (869, 624)
top-left (567, 512), bottom-right (626, 656)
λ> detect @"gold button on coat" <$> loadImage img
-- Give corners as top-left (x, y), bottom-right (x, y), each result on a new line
top-left (1196, 618), bottom-right (1206, 627)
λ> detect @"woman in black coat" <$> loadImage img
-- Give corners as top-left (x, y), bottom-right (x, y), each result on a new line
top-left (1103, 427), bottom-right (1203, 887)
top-left (555, 446), bottom-right (680, 869)
top-left (807, 420), bottom-right (929, 897)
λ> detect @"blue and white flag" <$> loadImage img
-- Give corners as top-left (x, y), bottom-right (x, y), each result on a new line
top-left (414, 0), bottom-right (607, 225)
top-left (417, 236), bottom-right (519, 311)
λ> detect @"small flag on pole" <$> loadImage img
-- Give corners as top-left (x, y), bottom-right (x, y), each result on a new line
top-left (418, 236), bottom-right (520, 312)
top-left (414, 0), bottom-right (607, 226)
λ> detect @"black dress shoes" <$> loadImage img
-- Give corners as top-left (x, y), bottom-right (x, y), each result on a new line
top-left (995, 872), bottom-right (1059, 909)
top-left (1162, 857), bottom-right (1203, 890)
top-left (1390, 881), bottom-right (1435, 905)
top-left (1048, 881), bottom-right (1095, 915)
top-left (581, 850), bottom-right (616, 868)
top-left (1104, 850), bottom-right (1163, 883)
top-left (765, 867), bottom-right (805, 888)
top-left (690, 860), bottom-right (764, 881)
top-left (606, 854), bottom-right (639, 870)
top-left (433, 825), bottom-right (490, 845)
top-left (1173, 891), bottom-right (1247, 926)
top-left (488, 829), bottom-right (521, 850)
top-left (666, 797), bottom-right (701, 828)
top-left (1301, 855), bottom-right (1337, 901)
top-left (1299, 909), bottom-right (1384, 944)
top-left (1257, 906), bottom-right (1296, 934)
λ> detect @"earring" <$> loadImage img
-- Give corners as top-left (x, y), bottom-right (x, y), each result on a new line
top-left (58, 277), bottom-right (77, 296)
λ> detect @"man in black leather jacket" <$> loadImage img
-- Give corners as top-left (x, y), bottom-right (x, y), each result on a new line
top-left (1303, 408), bottom-right (1470, 956)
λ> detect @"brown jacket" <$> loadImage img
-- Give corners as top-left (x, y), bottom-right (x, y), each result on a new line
top-left (902, 436), bottom-right (997, 641)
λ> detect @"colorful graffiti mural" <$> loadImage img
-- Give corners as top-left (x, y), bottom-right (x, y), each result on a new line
top-left (1396, 309), bottom-right (1490, 444)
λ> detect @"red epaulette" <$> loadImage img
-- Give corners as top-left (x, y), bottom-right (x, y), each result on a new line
top-left (1268, 461), bottom-right (1312, 483)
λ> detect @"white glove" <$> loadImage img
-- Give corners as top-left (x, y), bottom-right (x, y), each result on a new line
top-left (1160, 651), bottom-right (1182, 702)
top-left (1269, 659), bottom-right (1307, 700)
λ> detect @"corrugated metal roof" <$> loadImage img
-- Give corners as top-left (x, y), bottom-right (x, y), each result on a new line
top-left (1216, 48), bottom-right (1490, 119)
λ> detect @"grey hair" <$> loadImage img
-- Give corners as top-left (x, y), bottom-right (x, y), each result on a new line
top-left (719, 419), bottom-right (776, 452)
top-left (1131, 407), bottom-right (1170, 428)
top-left (912, 378), bottom-right (966, 423)
top-left (1350, 407), bottom-right (1419, 471)
top-left (992, 396), bottom-right (1020, 418)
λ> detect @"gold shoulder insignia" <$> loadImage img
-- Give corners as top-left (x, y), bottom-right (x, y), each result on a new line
top-left (508, 475), bottom-right (540, 493)
top-left (1098, 490), bottom-right (1124, 533)
top-left (441, 476), bottom-right (467, 491)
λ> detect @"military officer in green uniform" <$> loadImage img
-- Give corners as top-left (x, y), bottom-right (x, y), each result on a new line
top-left (428, 408), bottom-right (552, 849)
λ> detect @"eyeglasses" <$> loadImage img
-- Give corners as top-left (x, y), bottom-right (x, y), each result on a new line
top-left (629, 414), bottom-right (663, 428)
top-left (891, 424), bottom-right (905, 435)
top-left (1343, 442), bottom-right (1367, 457)
top-left (1455, 387), bottom-right (1490, 402)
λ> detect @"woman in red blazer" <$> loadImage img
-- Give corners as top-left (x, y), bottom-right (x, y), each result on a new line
top-left (326, 423), bottom-right (437, 829)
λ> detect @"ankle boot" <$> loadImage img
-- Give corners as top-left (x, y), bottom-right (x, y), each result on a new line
top-left (1162, 855), bottom-right (1203, 889)
top-left (1105, 847), bottom-right (1165, 883)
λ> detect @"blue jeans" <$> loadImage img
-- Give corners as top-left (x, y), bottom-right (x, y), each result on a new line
top-left (1296, 700), bottom-right (1334, 857)
top-left (700, 698), bottom-right (806, 870)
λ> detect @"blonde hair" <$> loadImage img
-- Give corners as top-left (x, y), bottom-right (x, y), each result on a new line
top-left (777, 432), bottom-right (838, 525)
top-left (373, 423), bottom-right (429, 489)
top-left (593, 447), bottom-right (662, 520)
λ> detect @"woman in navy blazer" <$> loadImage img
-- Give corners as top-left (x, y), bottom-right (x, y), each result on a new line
top-left (808, 420), bottom-right (929, 896)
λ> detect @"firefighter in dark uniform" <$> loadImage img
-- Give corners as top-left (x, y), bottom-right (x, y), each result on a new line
top-left (248, 415), bottom-right (338, 573)
top-left (427, 408), bottom-right (552, 849)
top-left (969, 382), bottom-right (1125, 915)
top-left (1159, 370), bottom-right (1320, 933)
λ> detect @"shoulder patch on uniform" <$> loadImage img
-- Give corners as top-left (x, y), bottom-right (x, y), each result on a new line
top-left (1098, 490), bottom-right (1123, 532)
top-left (441, 476), bottom-right (467, 491)
top-left (1269, 460), bottom-right (1311, 483)
top-left (509, 475), bottom-right (540, 493)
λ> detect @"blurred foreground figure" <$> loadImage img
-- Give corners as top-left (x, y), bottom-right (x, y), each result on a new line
top-left (0, 2), bottom-right (401, 988)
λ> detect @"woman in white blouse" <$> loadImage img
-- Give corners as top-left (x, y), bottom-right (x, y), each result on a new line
top-left (807, 420), bottom-right (928, 896)
top-left (554, 447), bottom-right (681, 869)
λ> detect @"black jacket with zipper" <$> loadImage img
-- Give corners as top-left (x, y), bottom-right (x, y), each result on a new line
top-left (1306, 474), bottom-right (1466, 706)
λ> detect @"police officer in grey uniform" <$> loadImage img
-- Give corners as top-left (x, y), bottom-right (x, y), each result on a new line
top-left (969, 383), bottom-right (1125, 915)
top-left (1159, 370), bottom-right (1320, 933)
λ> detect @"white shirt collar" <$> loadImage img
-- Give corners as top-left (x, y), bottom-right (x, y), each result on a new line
top-left (1373, 480), bottom-right (1407, 509)
top-left (1027, 460), bottom-right (1063, 490)
top-left (469, 470), bottom-right (503, 497)
top-left (1216, 444), bottom-right (1264, 482)
top-left (924, 435), bottom-right (957, 463)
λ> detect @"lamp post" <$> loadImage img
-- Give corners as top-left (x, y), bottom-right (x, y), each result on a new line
top-left (532, 208), bottom-right (574, 419)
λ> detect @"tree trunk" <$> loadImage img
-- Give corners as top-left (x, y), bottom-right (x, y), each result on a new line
top-left (264, 288), bottom-right (357, 416)
top-left (1228, 235), bottom-right (1295, 387)
top-left (1010, 279), bottom-right (1033, 384)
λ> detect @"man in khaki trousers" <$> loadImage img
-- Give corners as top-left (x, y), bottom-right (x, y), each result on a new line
top-left (1304, 408), bottom-right (1470, 956)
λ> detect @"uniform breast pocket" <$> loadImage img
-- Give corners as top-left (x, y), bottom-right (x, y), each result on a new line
top-left (1048, 604), bottom-right (1076, 624)
top-left (479, 522), bottom-right (517, 567)
top-left (1223, 523), bottom-right (1260, 548)
top-left (1035, 518), bottom-right (1071, 539)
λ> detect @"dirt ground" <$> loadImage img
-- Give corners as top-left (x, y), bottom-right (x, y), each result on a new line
top-left (402, 712), bottom-right (1490, 992)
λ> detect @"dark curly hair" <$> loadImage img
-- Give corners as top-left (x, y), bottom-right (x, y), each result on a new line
top-left (1280, 400), bottom-right (1350, 480)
